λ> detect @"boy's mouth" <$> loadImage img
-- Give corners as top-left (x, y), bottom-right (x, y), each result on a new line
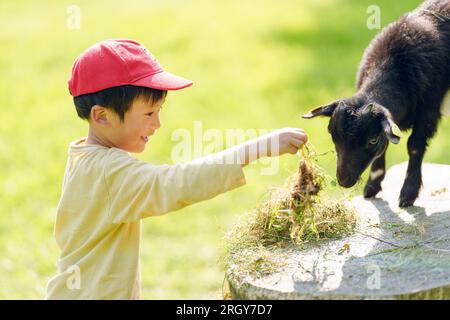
top-left (141, 136), bottom-right (149, 143)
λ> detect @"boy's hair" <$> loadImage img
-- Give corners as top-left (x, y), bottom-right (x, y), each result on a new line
top-left (73, 85), bottom-right (167, 122)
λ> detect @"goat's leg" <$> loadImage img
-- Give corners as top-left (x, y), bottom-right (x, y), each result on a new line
top-left (399, 133), bottom-right (427, 207)
top-left (399, 99), bottom-right (441, 208)
top-left (363, 149), bottom-right (386, 198)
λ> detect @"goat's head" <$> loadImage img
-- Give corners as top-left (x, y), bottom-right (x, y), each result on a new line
top-left (302, 100), bottom-right (400, 188)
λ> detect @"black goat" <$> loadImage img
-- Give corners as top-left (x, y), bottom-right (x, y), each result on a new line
top-left (303, 0), bottom-right (450, 207)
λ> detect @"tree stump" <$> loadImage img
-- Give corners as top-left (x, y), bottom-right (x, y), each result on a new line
top-left (227, 162), bottom-right (450, 299)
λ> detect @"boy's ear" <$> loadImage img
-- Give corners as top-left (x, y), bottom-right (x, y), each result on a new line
top-left (90, 105), bottom-right (110, 125)
top-left (301, 100), bottom-right (340, 119)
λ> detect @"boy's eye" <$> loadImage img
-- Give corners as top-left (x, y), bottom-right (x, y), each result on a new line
top-left (146, 112), bottom-right (154, 117)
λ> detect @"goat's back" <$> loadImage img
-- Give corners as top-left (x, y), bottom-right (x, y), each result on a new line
top-left (356, 0), bottom-right (450, 127)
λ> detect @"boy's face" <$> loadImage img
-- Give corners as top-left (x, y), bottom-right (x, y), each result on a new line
top-left (108, 96), bottom-right (165, 153)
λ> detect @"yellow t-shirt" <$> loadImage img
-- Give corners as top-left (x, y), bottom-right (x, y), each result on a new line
top-left (46, 137), bottom-right (246, 299)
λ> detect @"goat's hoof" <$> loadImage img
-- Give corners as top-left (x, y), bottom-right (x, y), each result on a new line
top-left (363, 183), bottom-right (381, 198)
top-left (399, 184), bottom-right (420, 208)
top-left (399, 191), bottom-right (418, 207)
top-left (398, 197), bottom-right (416, 208)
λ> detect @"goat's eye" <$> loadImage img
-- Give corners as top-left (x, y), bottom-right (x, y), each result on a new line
top-left (369, 137), bottom-right (379, 145)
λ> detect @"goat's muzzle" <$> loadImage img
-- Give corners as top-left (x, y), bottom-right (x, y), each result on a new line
top-left (337, 172), bottom-right (358, 188)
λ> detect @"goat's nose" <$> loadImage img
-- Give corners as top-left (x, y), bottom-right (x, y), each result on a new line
top-left (337, 172), bottom-right (357, 188)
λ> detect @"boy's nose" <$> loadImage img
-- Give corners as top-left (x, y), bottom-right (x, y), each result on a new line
top-left (154, 118), bottom-right (161, 129)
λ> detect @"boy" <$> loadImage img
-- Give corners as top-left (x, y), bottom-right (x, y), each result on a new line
top-left (46, 39), bottom-right (307, 299)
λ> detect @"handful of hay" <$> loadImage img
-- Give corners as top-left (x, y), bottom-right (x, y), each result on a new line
top-left (225, 144), bottom-right (357, 252)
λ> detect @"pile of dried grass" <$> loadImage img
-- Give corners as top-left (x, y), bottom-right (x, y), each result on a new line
top-left (224, 144), bottom-right (358, 271)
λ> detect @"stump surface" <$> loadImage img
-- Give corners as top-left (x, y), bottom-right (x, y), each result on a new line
top-left (227, 162), bottom-right (450, 299)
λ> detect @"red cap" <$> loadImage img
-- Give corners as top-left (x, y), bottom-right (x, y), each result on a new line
top-left (68, 39), bottom-right (193, 96)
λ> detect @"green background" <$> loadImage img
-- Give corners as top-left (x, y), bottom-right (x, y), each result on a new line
top-left (1, 0), bottom-right (448, 299)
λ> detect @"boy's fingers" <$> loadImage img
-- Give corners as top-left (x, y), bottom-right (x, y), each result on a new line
top-left (289, 137), bottom-right (305, 149)
top-left (287, 145), bottom-right (298, 154)
top-left (292, 131), bottom-right (308, 143)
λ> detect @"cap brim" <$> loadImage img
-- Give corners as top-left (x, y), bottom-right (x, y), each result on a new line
top-left (131, 71), bottom-right (193, 91)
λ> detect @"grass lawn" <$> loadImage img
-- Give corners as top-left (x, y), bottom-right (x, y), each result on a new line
top-left (1, 0), bottom-right (448, 299)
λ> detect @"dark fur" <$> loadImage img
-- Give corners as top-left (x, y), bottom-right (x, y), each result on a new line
top-left (303, 0), bottom-right (450, 207)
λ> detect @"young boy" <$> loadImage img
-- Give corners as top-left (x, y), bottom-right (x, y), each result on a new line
top-left (46, 39), bottom-right (307, 299)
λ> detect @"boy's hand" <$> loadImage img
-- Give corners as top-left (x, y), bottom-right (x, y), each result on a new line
top-left (264, 128), bottom-right (308, 157)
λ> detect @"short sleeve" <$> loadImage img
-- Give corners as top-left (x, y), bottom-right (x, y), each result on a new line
top-left (103, 149), bottom-right (246, 223)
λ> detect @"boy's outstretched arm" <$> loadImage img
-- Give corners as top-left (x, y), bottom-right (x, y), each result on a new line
top-left (216, 128), bottom-right (308, 167)
top-left (103, 128), bottom-right (308, 223)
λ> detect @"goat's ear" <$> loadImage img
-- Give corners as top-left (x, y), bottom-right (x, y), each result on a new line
top-left (363, 103), bottom-right (375, 114)
top-left (301, 101), bottom-right (340, 119)
top-left (381, 118), bottom-right (401, 144)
